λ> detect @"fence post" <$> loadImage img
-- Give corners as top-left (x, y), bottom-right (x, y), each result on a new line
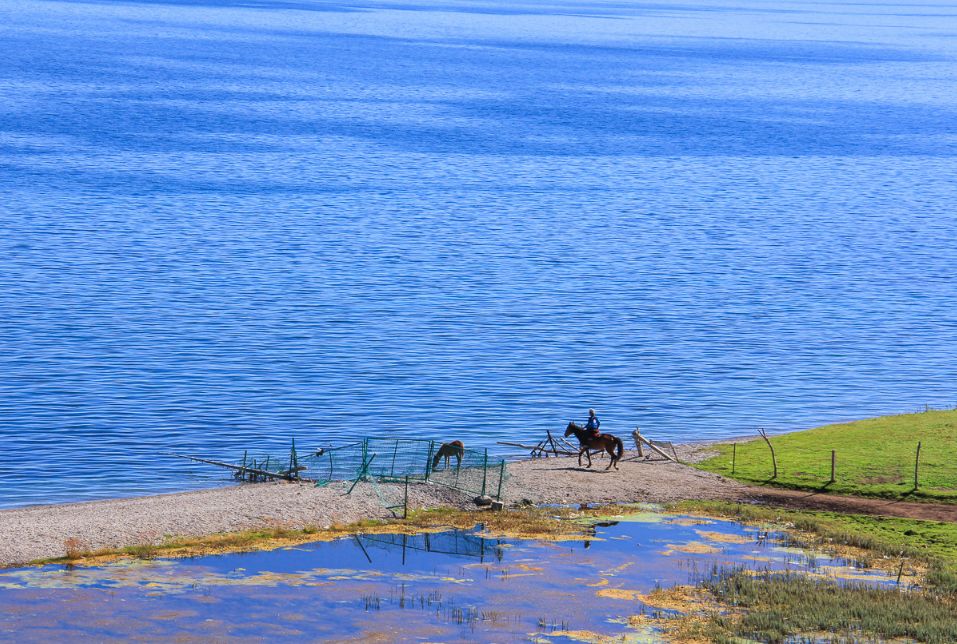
top-left (404, 475), bottom-right (409, 519)
top-left (390, 441), bottom-right (399, 478)
top-left (425, 441), bottom-right (435, 481)
top-left (481, 449), bottom-right (489, 497)
top-left (758, 428), bottom-right (777, 479)
top-left (495, 461), bottom-right (505, 501)
top-left (241, 450), bottom-right (248, 481)
top-left (829, 450), bottom-right (835, 484)
top-left (914, 441), bottom-right (922, 490)
top-left (731, 443), bottom-right (736, 475)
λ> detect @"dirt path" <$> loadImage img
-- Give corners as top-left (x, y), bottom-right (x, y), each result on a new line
top-left (739, 487), bottom-right (957, 522)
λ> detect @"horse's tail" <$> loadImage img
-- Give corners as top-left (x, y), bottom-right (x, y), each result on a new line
top-left (614, 435), bottom-right (624, 460)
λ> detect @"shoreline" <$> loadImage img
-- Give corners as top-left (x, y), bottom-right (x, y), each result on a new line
top-left (5, 426), bottom-right (957, 569)
top-left (0, 446), bottom-right (741, 567)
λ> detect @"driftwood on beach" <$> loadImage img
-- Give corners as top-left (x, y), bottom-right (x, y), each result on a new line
top-left (627, 429), bottom-right (678, 462)
top-left (496, 440), bottom-right (578, 457)
top-left (174, 454), bottom-right (313, 482)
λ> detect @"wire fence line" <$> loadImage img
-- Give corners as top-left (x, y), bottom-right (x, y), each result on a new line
top-left (723, 437), bottom-right (957, 494)
top-left (228, 436), bottom-right (508, 503)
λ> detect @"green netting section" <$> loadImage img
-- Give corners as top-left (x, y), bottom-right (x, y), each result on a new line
top-left (235, 437), bottom-right (507, 500)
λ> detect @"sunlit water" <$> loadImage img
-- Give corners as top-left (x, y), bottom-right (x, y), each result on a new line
top-left (1, 0), bottom-right (956, 506)
top-left (0, 512), bottom-right (903, 640)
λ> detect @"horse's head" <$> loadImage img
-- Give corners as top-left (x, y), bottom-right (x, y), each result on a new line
top-left (564, 421), bottom-right (582, 437)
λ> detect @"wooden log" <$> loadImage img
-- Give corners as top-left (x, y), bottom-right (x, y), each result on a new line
top-left (546, 430), bottom-right (560, 456)
top-left (558, 437), bottom-right (578, 452)
top-left (634, 434), bottom-right (676, 462)
top-left (495, 441), bottom-right (577, 456)
top-left (497, 440), bottom-right (543, 450)
top-left (174, 454), bottom-right (312, 482)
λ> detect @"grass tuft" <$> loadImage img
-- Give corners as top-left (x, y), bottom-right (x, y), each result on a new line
top-left (699, 568), bottom-right (957, 644)
top-left (671, 500), bottom-right (957, 596)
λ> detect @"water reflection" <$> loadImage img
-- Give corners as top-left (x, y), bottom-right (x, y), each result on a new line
top-left (0, 512), bottom-right (904, 641)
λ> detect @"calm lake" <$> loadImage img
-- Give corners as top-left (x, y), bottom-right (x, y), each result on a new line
top-left (0, 510), bottom-right (903, 640)
top-left (1, 0), bottom-right (956, 507)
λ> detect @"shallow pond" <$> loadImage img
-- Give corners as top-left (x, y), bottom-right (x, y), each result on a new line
top-left (0, 511), bottom-right (901, 641)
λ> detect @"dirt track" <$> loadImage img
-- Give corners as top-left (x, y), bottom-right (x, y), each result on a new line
top-left (740, 487), bottom-right (957, 522)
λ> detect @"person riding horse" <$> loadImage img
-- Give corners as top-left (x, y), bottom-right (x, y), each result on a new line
top-left (585, 408), bottom-right (601, 440)
top-left (564, 419), bottom-right (623, 470)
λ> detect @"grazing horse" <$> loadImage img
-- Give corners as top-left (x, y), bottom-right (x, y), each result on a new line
top-left (432, 440), bottom-right (464, 471)
top-left (564, 422), bottom-right (624, 470)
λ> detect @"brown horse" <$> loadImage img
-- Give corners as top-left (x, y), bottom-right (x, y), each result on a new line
top-left (432, 440), bottom-right (464, 471)
top-left (564, 422), bottom-right (623, 470)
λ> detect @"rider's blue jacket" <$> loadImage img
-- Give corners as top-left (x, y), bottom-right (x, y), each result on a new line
top-left (586, 416), bottom-right (600, 431)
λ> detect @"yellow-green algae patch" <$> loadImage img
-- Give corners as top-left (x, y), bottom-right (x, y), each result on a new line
top-left (0, 559), bottom-right (472, 592)
top-left (661, 542), bottom-right (721, 555)
top-left (33, 504), bottom-right (634, 568)
top-left (694, 529), bottom-right (752, 544)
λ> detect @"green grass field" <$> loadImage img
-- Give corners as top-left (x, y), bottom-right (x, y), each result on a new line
top-left (695, 409), bottom-right (957, 502)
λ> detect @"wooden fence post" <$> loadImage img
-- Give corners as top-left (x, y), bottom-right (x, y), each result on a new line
top-left (731, 443), bottom-right (736, 475)
top-left (758, 428), bottom-right (777, 479)
top-left (495, 461), bottom-right (505, 501)
top-left (914, 441), bottom-right (922, 490)
top-left (480, 449), bottom-right (489, 497)
top-left (830, 450), bottom-right (835, 484)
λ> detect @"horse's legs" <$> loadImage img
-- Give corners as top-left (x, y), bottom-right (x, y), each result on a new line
top-left (604, 443), bottom-right (620, 470)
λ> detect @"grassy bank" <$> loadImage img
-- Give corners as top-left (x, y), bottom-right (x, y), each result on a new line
top-left (695, 410), bottom-right (957, 502)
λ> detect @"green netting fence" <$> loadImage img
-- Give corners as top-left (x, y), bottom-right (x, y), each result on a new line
top-left (233, 437), bottom-right (507, 501)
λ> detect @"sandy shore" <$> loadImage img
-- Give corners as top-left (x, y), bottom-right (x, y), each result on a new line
top-left (0, 448), bottom-right (741, 567)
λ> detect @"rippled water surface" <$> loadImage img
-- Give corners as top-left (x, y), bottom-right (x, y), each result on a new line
top-left (1, 0), bottom-right (956, 506)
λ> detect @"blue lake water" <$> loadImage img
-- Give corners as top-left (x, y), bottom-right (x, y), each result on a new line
top-left (1, 0), bottom-right (956, 507)
top-left (0, 512), bottom-right (902, 640)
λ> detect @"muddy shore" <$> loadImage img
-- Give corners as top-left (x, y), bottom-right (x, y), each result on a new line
top-left (0, 447), bottom-right (743, 567)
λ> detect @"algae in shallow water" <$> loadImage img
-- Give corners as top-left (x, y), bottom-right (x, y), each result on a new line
top-left (0, 512), bottom-right (905, 642)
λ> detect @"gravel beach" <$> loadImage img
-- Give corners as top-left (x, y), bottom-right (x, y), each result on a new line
top-left (0, 448), bottom-right (742, 567)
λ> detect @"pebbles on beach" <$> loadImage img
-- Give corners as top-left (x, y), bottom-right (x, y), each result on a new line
top-left (0, 449), bottom-right (743, 567)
